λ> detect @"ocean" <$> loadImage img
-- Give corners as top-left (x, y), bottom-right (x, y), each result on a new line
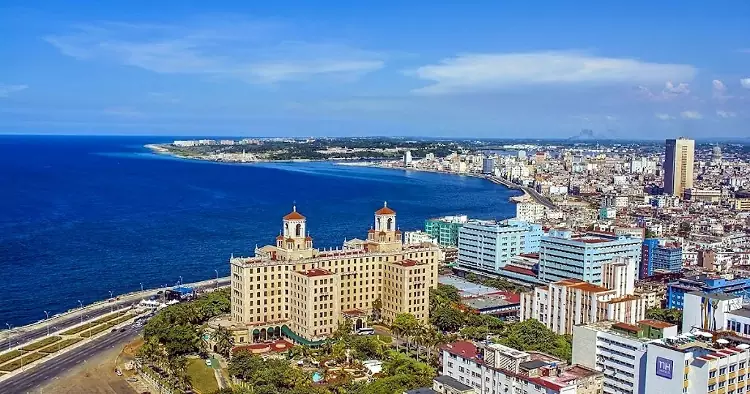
top-left (0, 135), bottom-right (520, 327)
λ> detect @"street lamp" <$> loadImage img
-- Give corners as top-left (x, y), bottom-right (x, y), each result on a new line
top-left (44, 311), bottom-right (50, 337)
top-left (214, 270), bottom-right (219, 289)
top-left (179, 276), bottom-right (183, 286)
top-left (78, 300), bottom-right (83, 325)
top-left (109, 291), bottom-right (114, 313)
top-left (140, 282), bottom-right (144, 292)
top-left (5, 323), bottom-right (11, 351)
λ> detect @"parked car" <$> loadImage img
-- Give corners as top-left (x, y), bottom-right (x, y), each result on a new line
top-left (205, 359), bottom-right (212, 367)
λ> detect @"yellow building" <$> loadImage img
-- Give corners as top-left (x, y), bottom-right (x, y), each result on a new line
top-left (228, 203), bottom-right (440, 345)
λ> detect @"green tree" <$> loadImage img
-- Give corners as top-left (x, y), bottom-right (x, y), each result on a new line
top-left (498, 319), bottom-right (572, 362)
top-left (213, 326), bottom-right (234, 358)
top-left (430, 304), bottom-right (465, 332)
top-left (371, 297), bottom-right (383, 322)
top-left (392, 313), bottom-right (419, 352)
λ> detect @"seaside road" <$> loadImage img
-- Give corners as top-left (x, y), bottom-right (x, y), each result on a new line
top-left (1, 327), bottom-right (142, 394)
top-left (4, 279), bottom-right (229, 349)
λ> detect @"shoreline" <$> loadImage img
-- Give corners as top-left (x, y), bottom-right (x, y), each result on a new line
top-left (145, 143), bottom-right (554, 208)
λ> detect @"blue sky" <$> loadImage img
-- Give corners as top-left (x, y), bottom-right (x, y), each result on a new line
top-left (1, 1), bottom-right (749, 139)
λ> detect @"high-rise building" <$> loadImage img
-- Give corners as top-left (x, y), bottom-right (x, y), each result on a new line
top-left (404, 150), bottom-right (413, 166)
top-left (441, 341), bottom-right (603, 394)
top-left (424, 215), bottom-right (468, 247)
top-left (227, 203), bottom-right (440, 345)
top-left (663, 137), bottom-right (695, 197)
top-left (457, 219), bottom-right (543, 276)
top-left (573, 319), bottom-right (678, 394)
top-left (482, 157), bottom-right (495, 174)
top-left (538, 230), bottom-right (642, 285)
top-left (641, 239), bottom-right (683, 278)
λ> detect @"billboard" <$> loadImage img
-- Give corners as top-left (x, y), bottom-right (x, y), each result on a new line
top-left (655, 357), bottom-right (673, 379)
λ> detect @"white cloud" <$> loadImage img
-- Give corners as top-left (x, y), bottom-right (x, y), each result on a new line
top-left (716, 110), bottom-right (736, 118)
top-left (741, 78), bottom-right (750, 89)
top-left (712, 79), bottom-right (731, 101)
top-left (411, 51), bottom-right (696, 94)
top-left (655, 113), bottom-right (674, 120)
top-left (0, 84), bottom-right (28, 97)
top-left (680, 110), bottom-right (702, 120)
top-left (638, 81), bottom-right (691, 101)
top-left (45, 21), bottom-right (384, 83)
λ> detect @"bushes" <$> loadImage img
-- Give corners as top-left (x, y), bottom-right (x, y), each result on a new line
top-left (0, 352), bottom-right (49, 372)
top-left (21, 336), bottom-right (62, 352)
top-left (38, 338), bottom-right (83, 354)
top-left (0, 350), bottom-right (23, 365)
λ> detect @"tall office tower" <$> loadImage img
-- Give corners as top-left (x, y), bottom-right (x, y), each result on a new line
top-left (663, 137), bottom-right (695, 197)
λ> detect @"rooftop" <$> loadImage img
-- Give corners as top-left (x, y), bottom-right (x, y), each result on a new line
top-left (433, 375), bottom-right (473, 391)
top-left (299, 268), bottom-right (333, 277)
top-left (554, 278), bottom-right (611, 293)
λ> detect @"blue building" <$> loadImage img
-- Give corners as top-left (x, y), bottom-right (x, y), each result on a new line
top-left (641, 239), bottom-right (682, 278)
top-left (666, 275), bottom-right (750, 309)
top-left (538, 230), bottom-right (641, 285)
top-left (457, 219), bottom-right (543, 276)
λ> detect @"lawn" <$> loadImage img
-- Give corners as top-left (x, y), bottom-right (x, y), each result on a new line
top-left (187, 358), bottom-right (218, 394)
top-left (37, 337), bottom-right (84, 354)
top-left (21, 336), bottom-right (62, 351)
top-left (0, 350), bottom-right (23, 365)
top-left (377, 335), bottom-right (392, 344)
top-left (0, 351), bottom-right (49, 372)
top-left (60, 311), bottom-right (127, 335)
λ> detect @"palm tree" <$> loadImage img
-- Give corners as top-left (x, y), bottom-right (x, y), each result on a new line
top-left (214, 326), bottom-right (234, 358)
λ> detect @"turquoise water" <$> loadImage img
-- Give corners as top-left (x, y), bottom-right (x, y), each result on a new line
top-left (0, 135), bottom-right (520, 326)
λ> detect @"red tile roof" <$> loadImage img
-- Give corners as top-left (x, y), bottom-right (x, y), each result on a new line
top-left (503, 265), bottom-right (536, 277)
top-left (375, 202), bottom-right (396, 215)
top-left (300, 268), bottom-right (333, 277)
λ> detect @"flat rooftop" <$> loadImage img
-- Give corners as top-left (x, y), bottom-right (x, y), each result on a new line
top-left (440, 275), bottom-right (510, 297)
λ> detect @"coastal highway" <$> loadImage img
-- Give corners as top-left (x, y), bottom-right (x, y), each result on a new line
top-left (1, 327), bottom-right (142, 394)
top-left (4, 278), bottom-right (229, 349)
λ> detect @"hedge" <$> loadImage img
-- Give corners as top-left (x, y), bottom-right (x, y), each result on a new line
top-left (21, 336), bottom-right (62, 352)
top-left (0, 350), bottom-right (23, 365)
top-left (37, 337), bottom-right (84, 354)
top-left (0, 352), bottom-right (49, 372)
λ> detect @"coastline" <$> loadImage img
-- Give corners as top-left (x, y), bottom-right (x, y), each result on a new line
top-left (144, 143), bottom-right (554, 208)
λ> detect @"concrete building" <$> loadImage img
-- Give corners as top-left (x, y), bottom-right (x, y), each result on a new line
top-left (441, 341), bottom-right (603, 394)
top-left (663, 137), bottom-right (695, 197)
top-left (424, 215), bottom-right (468, 247)
top-left (404, 150), bottom-right (413, 167)
top-left (666, 275), bottom-right (750, 310)
top-left (538, 230), bottom-right (641, 285)
top-left (228, 203), bottom-right (440, 345)
top-left (520, 263), bottom-right (647, 334)
top-left (482, 157), bottom-right (494, 175)
top-left (645, 331), bottom-right (750, 394)
top-left (573, 320), bottom-right (678, 394)
top-left (403, 230), bottom-right (437, 245)
top-left (457, 219), bottom-right (543, 276)
top-left (682, 291), bottom-right (745, 334)
top-left (515, 201), bottom-right (548, 223)
top-left (641, 239), bottom-right (683, 277)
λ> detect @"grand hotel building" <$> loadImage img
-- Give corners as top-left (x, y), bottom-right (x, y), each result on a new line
top-left (228, 203), bottom-right (440, 345)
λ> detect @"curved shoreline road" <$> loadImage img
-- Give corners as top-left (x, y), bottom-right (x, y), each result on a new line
top-left (3, 278), bottom-right (229, 349)
top-left (2, 327), bottom-right (142, 394)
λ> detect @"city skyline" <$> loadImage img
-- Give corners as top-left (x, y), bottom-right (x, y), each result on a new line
top-left (1, 1), bottom-right (749, 138)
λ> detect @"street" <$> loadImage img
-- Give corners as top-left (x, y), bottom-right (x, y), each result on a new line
top-left (1, 327), bottom-right (142, 394)
top-left (3, 278), bottom-right (229, 349)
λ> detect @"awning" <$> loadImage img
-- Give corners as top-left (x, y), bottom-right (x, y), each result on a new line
top-left (252, 329), bottom-right (260, 335)
top-left (281, 325), bottom-right (326, 347)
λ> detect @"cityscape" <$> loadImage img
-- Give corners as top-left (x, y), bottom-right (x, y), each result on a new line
top-left (2, 1), bottom-right (749, 394)
top-left (2, 135), bottom-right (750, 394)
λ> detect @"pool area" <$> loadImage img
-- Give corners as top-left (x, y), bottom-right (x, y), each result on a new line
top-left (312, 371), bottom-right (324, 383)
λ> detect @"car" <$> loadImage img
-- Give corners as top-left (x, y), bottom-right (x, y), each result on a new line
top-left (126, 377), bottom-right (138, 382)
top-left (205, 359), bottom-right (212, 366)
top-left (115, 369), bottom-right (123, 376)
top-left (120, 328), bottom-right (127, 332)
top-left (111, 328), bottom-right (118, 333)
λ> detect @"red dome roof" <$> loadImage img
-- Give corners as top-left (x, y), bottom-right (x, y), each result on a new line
top-left (283, 205), bottom-right (305, 220)
top-left (375, 202), bottom-right (395, 215)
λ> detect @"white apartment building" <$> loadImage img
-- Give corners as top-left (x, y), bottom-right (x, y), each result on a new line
top-left (573, 320), bottom-right (678, 394)
top-left (646, 334), bottom-right (750, 394)
top-left (403, 230), bottom-right (438, 245)
top-left (441, 341), bottom-right (603, 394)
top-left (522, 258), bottom-right (648, 335)
top-left (457, 220), bottom-right (543, 276)
top-left (516, 201), bottom-right (548, 223)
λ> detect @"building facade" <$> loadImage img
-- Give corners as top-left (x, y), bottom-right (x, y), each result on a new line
top-left (538, 230), bottom-right (641, 285)
top-left (229, 203), bottom-right (440, 345)
top-left (441, 341), bottom-right (603, 394)
top-left (663, 137), bottom-right (695, 197)
top-left (666, 275), bottom-right (750, 310)
top-left (457, 219), bottom-right (543, 276)
top-left (424, 215), bottom-right (468, 247)
top-left (573, 320), bottom-right (678, 394)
